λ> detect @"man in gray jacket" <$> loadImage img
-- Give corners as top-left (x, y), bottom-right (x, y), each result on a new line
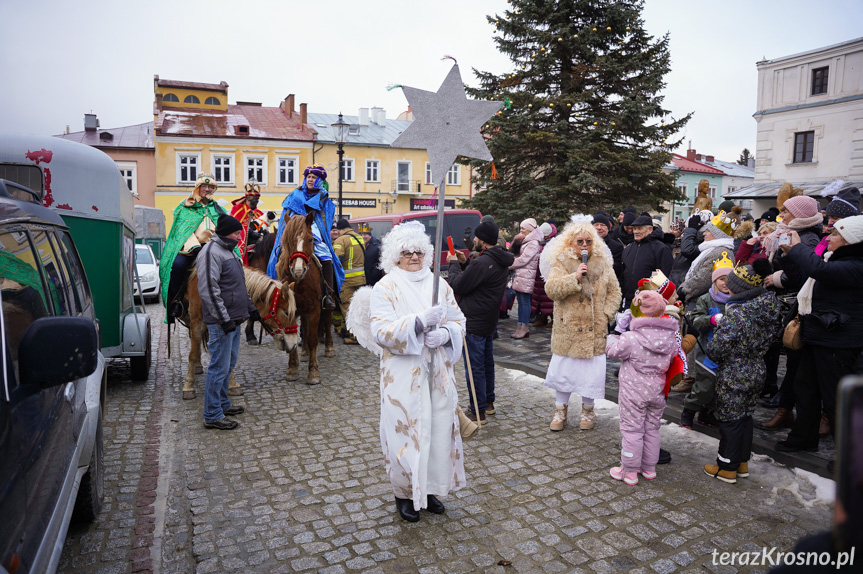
top-left (199, 213), bottom-right (260, 430)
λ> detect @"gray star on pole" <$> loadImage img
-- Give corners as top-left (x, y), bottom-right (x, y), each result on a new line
top-left (392, 64), bottom-right (502, 189)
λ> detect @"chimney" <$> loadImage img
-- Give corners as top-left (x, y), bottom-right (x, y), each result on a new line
top-left (705, 155), bottom-right (714, 163)
top-left (748, 157), bottom-right (755, 169)
top-left (686, 148), bottom-right (696, 161)
top-left (280, 94), bottom-right (295, 117)
top-left (84, 114), bottom-right (99, 132)
top-left (358, 108), bottom-right (369, 126)
top-left (299, 103), bottom-right (307, 128)
top-left (377, 108), bottom-right (386, 127)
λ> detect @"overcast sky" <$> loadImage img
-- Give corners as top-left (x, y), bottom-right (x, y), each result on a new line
top-left (2, 0), bottom-right (861, 163)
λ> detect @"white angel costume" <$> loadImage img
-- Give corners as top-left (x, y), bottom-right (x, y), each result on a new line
top-left (348, 266), bottom-right (466, 511)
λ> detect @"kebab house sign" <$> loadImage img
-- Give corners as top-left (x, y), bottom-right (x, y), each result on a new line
top-left (410, 198), bottom-right (456, 211)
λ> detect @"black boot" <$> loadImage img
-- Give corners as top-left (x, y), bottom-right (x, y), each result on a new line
top-left (657, 448), bottom-right (671, 465)
top-left (395, 497), bottom-right (419, 522)
top-left (680, 408), bottom-right (695, 429)
top-left (426, 495), bottom-right (445, 514)
top-left (321, 260), bottom-right (337, 310)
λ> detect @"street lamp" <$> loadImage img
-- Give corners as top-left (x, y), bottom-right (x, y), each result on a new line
top-left (332, 112), bottom-right (350, 220)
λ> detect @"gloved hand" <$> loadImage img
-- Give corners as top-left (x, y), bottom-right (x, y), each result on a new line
top-left (687, 214), bottom-right (704, 231)
top-left (710, 313), bottom-right (724, 326)
top-left (615, 309), bottom-right (632, 333)
top-left (250, 309), bottom-right (263, 323)
top-left (425, 328), bottom-right (450, 349)
top-left (421, 305), bottom-right (444, 330)
top-left (464, 226), bottom-right (472, 236)
top-left (221, 320), bottom-right (237, 334)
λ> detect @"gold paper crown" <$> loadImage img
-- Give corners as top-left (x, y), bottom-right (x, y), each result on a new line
top-left (732, 263), bottom-right (763, 287)
top-left (357, 223), bottom-right (371, 233)
top-left (708, 209), bottom-right (741, 236)
top-left (713, 251), bottom-right (734, 272)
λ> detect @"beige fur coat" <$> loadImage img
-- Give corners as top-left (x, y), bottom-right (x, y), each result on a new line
top-left (545, 245), bottom-right (621, 358)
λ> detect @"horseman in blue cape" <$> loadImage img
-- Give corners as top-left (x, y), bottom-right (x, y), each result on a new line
top-left (267, 164), bottom-right (343, 309)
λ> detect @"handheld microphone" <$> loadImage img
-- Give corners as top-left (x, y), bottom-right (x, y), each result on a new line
top-left (581, 249), bottom-right (588, 264)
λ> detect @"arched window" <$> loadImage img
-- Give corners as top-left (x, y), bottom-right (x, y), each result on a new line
top-left (162, 93), bottom-right (179, 102)
top-left (205, 97), bottom-right (220, 105)
top-left (184, 95), bottom-right (200, 104)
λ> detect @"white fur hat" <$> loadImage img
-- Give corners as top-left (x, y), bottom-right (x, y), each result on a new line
top-left (834, 214), bottom-right (863, 245)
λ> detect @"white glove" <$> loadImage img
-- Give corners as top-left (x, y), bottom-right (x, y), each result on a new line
top-left (424, 328), bottom-right (450, 349)
top-left (421, 305), bottom-right (444, 330)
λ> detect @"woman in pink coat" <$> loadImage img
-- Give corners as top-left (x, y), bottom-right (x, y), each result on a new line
top-left (509, 218), bottom-right (544, 339)
top-left (606, 290), bottom-right (679, 485)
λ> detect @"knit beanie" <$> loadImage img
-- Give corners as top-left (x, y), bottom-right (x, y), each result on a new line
top-left (621, 212), bottom-right (637, 226)
top-left (725, 259), bottom-right (771, 295)
top-left (783, 195), bottom-right (819, 219)
top-left (336, 218), bottom-right (351, 230)
top-left (716, 200), bottom-right (736, 214)
top-left (474, 221), bottom-right (499, 245)
top-left (593, 213), bottom-right (612, 230)
top-left (631, 290), bottom-right (666, 318)
top-left (215, 213), bottom-right (243, 237)
top-left (825, 187), bottom-right (860, 219)
top-left (521, 218), bottom-right (538, 231)
top-left (623, 206), bottom-right (637, 214)
top-left (480, 214), bottom-right (496, 225)
top-left (834, 214), bottom-right (863, 245)
top-left (539, 222), bottom-right (553, 238)
top-left (712, 266), bottom-right (732, 284)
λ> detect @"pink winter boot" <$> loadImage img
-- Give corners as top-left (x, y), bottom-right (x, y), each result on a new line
top-left (610, 466), bottom-right (639, 485)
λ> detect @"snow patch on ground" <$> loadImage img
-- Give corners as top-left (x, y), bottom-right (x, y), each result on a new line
top-left (502, 367), bottom-right (836, 507)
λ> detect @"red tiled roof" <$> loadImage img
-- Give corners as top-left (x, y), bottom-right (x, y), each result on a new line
top-left (156, 78), bottom-right (227, 92)
top-left (155, 104), bottom-right (315, 141)
top-left (671, 154), bottom-right (725, 175)
top-left (56, 121), bottom-right (154, 149)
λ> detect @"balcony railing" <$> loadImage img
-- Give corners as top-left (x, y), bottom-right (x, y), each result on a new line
top-left (390, 179), bottom-right (423, 194)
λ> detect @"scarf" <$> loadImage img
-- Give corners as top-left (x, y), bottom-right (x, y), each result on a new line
top-left (709, 286), bottom-right (731, 304)
top-left (685, 237), bottom-right (735, 281)
top-left (797, 250), bottom-right (833, 315)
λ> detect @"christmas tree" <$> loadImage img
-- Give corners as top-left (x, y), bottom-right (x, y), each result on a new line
top-left (465, 0), bottom-right (690, 226)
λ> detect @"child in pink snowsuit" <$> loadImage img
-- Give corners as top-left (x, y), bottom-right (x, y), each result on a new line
top-left (606, 290), bottom-right (680, 485)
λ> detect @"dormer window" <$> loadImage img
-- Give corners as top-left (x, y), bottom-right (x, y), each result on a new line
top-left (205, 97), bottom-right (220, 105)
top-left (184, 95), bottom-right (200, 104)
top-left (163, 93), bottom-right (179, 102)
top-left (235, 125), bottom-right (250, 136)
top-left (99, 132), bottom-right (113, 141)
top-left (348, 126), bottom-right (360, 136)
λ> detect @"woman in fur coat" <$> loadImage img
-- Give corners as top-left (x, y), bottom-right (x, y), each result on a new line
top-left (540, 215), bottom-right (621, 431)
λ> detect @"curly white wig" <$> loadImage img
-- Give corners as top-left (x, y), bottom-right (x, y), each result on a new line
top-left (379, 221), bottom-right (435, 274)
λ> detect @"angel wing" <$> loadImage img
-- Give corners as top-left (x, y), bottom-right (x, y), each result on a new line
top-left (539, 235), bottom-right (560, 280)
top-left (346, 286), bottom-right (383, 357)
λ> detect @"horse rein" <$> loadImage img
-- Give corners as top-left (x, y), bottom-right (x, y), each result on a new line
top-left (261, 286), bottom-right (298, 335)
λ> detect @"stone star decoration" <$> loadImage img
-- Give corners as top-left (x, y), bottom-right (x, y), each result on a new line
top-left (392, 64), bottom-right (502, 189)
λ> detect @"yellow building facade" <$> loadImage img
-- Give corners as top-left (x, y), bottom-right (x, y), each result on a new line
top-left (153, 79), bottom-right (478, 230)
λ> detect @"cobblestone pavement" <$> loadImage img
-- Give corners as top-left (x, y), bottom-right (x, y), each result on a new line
top-left (60, 303), bottom-right (834, 574)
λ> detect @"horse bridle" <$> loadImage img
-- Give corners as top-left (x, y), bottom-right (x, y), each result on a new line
top-left (260, 286), bottom-right (298, 335)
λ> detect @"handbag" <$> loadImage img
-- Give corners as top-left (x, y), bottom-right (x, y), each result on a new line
top-left (782, 316), bottom-right (803, 350)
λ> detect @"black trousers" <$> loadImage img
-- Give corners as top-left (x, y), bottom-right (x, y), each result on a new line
top-left (717, 416), bottom-right (753, 471)
top-left (764, 343), bottom-right (781, 389)
top-left (777, 348), bottom-right (802, 411)
top-left (785, 345), bottom-right (862, 448)
top-left (168, 253), bottom-right (196, 304)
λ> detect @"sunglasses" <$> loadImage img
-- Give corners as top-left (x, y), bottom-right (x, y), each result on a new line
top-left (400, 250), bottom-right (424, 258)
top-left (575, 239), bottom-right (593, 246)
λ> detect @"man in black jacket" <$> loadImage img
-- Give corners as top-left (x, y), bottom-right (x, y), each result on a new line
top-left (359, 223), bottom-right (383, 287)
top-left (621, 214), bottom-right (674, 308)
top-left (447, 220), bottom-right (515, 424)
top-left (593, 213), bottom-right (623, 289)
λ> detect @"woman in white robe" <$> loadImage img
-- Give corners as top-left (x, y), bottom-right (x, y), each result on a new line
top-left (347, 221), bottom-right (466, 522)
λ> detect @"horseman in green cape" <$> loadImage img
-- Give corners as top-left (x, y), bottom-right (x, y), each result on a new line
top-left (159, 172), bottom-right (228, 322)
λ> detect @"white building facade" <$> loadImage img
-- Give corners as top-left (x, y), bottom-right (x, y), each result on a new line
top-left (726, 36), bottom-right (863, 214)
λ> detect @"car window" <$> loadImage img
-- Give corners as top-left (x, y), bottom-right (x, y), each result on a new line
top-left (445, 213), bottom-right (481, 249)
top-left (366, 221), bottom-right (393, 239)
top-left (136, 246), bottom-right (153, 265)
top-left (55, 230), bottom-right (92, 315)
top-left (30, 229), bottom-right (69, 316)
top-left (47, 232), bottom-right (80, 315)
top-left (0, 230), bottom-right (50, 383)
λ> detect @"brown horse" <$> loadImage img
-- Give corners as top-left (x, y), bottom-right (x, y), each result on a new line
top-left (180, 266), bottom-right (298, 400)
top-left (275, 213), bottom-right (334, 385)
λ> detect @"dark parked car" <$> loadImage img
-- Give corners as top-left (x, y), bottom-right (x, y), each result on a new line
top-left (0, 179), bottom-right (104, 574)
